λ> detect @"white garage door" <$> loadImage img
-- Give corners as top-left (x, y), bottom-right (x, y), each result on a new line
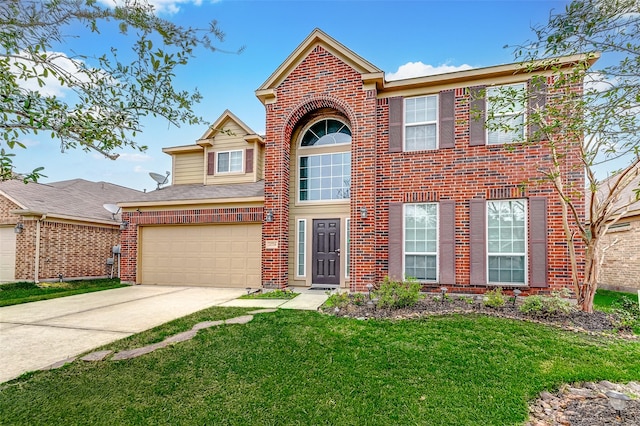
top-left (139, 224), bottom-right (261, 287)
top-left (0, 226), bottom-right (16, 283)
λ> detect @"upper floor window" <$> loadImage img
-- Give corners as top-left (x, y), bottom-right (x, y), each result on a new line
top-left (217, 150), bottom-right (243, 173)
top-left (486, 83), bottom-right (526, 145)
top-left (301, 118), bottom-right (351, 146)
top-left (405, 95), bottom-right (438, 151)
top-left (298, 117), bottom-right (351, 202)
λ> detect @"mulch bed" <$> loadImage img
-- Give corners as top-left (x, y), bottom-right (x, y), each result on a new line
top-left (322, 294), bottom-right (635, 337)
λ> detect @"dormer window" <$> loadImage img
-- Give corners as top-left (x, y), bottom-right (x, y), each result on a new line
top-left (217, 150), bottom-right (243, 173)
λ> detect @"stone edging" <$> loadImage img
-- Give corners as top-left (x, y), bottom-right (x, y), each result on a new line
top-left (40, 309), bottom-right (277, 371)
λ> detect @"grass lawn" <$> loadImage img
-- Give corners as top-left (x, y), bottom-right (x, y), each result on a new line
top-left (1, 307), bottom-right (639, 425)
top-left (0, 279), bottom-right (126, 307)
top-left (594, 288), bottom-right (639, 309)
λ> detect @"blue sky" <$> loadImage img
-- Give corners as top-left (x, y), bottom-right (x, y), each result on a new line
top-left (13, 0), bottom-right (572, 192)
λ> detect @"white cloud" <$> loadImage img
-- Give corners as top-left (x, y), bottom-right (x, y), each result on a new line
top-left (97, 0), bottom-right (208, 15)
top-left (386, 62), bottom-right (474, 81)
top-left (11, 51), bottom-right (91, 97)
top-left (584, 71), bottom-right (616, 93)
top-left (119, 152), bottom-right (153, 162)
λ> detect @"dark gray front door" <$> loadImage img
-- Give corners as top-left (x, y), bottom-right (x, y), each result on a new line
top-left (312, 219), bottom-right (340, 286)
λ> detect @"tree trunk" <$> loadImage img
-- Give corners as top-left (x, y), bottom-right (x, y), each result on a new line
top-left (577, 239), bottom-right (599, 313)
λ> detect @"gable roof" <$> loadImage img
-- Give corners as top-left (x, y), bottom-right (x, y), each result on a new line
top-left (197, 109), bottom-right (264, 145)
top-left (0, 178), bottom-right (142, 224)
top-left (256, 28), bottom-right (383, 104)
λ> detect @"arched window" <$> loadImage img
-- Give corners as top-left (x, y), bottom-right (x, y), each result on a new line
top-left (301, 119), bottom-right (351, 146)
top-left (298, 118), bottom-right (351, 202)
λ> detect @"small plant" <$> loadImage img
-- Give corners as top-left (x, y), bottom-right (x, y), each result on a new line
top-left (518, 295), bottom-right (544, 314)
top-left (483, 287), bottom-right (506, 308)
top-left (610, 296), bottom-right (640, 331)
top-left (351, 292), bottom-right (367, 306)
top-left (374, 276), bottom-right (422, 309)
top-left (323, 291), bottom-right (351, 309)
top-left (518, 290), bottom-right (574, 316)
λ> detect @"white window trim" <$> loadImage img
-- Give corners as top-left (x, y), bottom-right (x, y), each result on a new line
top-left (403, 95), bottom-right (439, 152)
top-left (296, 219), bottom-right (306, 278)
top-left (345, 218), bottom-right (351, 278)
top-left (297, 151), bottom-right (351, 204)
top-left (402, 202), bottom-right (439, 282)
top-left (486, 199), bottom-right (528, 286)
top-left (299, 118), bottom-right (352, 149)
top-left (486, 83), bottom-right (527, 146)
top-left (216, 149), bottom-right (244, 174)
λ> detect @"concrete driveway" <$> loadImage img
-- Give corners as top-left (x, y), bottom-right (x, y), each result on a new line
top-left (0, 285), bottom-right (246, 383)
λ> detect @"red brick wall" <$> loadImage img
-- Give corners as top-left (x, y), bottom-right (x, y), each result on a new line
top-left (120, 207), bottom-right (263, 283)
top-left (0, 196), bottom-right (21, 225)
top-left (13, 220), bottom-right (120, 281)
top-left (262, 45), bottom-right (379, 289)
top-left (374, 86), bottom-right (584, 295)
top-left (2, 196), bottom-right (121, 281)
top-left (262, 46), bottom-right (584, 294)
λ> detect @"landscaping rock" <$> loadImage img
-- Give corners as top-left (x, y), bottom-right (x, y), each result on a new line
top-left (163, 330), bottom-right (197, 344)
top-left (224, 315), bottom-right (253, 325)
top-left (80, 350), bottom-right (112, 362)
top-left (192, 320), bottom-right (224, 331)
top-left (40, 356), bottom-right (76, 371)
top-left (526, 381), bottom-right (640, 425)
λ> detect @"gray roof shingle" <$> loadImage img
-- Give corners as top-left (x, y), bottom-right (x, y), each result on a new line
top-left (118, 181), bottom-right (265, 204)
top-left (0, 179), bottom-right (142, 222)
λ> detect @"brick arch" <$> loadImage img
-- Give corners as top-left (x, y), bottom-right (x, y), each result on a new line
top-left (282, 95), bottom-right (358, 144)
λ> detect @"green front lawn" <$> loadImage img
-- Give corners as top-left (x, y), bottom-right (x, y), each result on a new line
top-left (594, 288), bottom-right (639, 309)
top-left (1, 308), bottom-right (639, 425)
top-left (0, 279), bottom-right (126, 307)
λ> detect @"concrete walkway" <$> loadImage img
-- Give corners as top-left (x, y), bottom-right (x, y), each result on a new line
top-left (0, 285), bottom-right (328, 383)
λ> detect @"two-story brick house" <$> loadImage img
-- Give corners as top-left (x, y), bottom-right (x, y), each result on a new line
top-left (119, 29), bottom-right (588, 294)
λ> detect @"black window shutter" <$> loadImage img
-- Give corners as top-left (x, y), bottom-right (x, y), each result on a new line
top-left (388, 202), bottom-right (403, 280)
top-left (528, 197), bottom-right (549, 287)
top-left (469, 85), bottom-right (486, 146)
top-left (439, 200), bottom-right (456, 284)
top-left (439, 90), bottom-right (455, 149)
top-left (469, 199), bottom-right (486, 285)
top-left (207, 152), bottom-right (215, 176)
top-left (527, 78), bottom-right (547, 141)
top-left (388, 97), bottom-right (403, 153)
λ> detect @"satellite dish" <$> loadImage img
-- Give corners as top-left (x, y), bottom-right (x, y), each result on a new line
top-left (103, 203), bottom-right (121, 220)
top-left (149, 171), bottom-right (170, 189)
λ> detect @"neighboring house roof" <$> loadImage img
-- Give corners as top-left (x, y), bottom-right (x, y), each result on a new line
top-left (592, 167), bottom-right (640, 221)
top-left (0, 178), bottom-right (141, 224)
top-left (118, 181), bottom-right (265, 207)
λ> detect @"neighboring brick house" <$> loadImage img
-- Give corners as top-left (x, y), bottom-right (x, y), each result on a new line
top-left (119, 29), bottom-right (589, 294)
top-left (0, 179), bottom-right (140, 283)
top-left (599, 173), bottom-right (640, 293)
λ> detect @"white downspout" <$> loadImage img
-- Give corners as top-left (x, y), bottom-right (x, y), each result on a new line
top-left (33, 215), bottom-right (46, 283)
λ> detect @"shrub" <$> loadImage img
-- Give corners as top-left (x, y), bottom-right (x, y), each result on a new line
top-left (374, 276), bottom-right (422, 309)
top-left (611, 296), bottom-right (640, 330)
top-left (323, 291), bottom-right (351, 309)
top-left (518, 291), bottom-right (574, 316)
top-left (483, 288), bottom-right (506, 308)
